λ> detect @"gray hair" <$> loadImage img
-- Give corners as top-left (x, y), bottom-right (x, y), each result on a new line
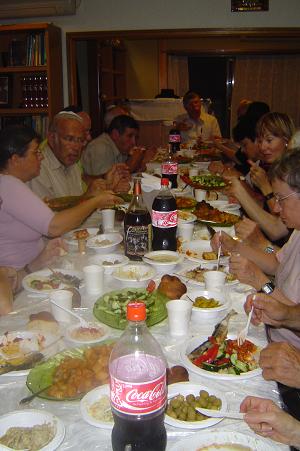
top-left (269, 147), bottom-right (300, 192)
top-left (49, 111), bottom-right (83, 132)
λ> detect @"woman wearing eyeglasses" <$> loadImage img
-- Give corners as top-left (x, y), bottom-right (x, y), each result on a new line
top-left (212, 148), bottom-right (300, 348)
top-left (0, 125), bottom-right (122, 271)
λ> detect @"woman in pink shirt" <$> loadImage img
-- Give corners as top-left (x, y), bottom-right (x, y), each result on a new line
top-left (0, 126), bottom-right (121, 270)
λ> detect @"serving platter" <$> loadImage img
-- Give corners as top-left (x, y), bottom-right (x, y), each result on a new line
top-left (22, 269), bottom-right (82, 294)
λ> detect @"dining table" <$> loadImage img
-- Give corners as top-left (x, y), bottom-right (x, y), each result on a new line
top-left (0, 153), bottom-right (290, 451)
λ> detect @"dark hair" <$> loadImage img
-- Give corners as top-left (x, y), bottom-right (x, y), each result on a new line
top-left (183, 91), bottom-right (200, 108)
top-left (0, 126), bottom-right (40, 170)
top-left (245, 101), bottom-right (270, 119)
top-left (232, 115), bottom-right (258, 142)
top-left (108, 115), bottom-right (139, 134)
top-left (269, 148), bottom-right (300, 191)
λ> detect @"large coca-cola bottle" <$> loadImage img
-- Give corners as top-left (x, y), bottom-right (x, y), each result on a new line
top-left (124, 177), bottom-right (152, 260)
top-left (161, 145), bottom-right (178, 189)
top-left (109, 301), bottom-right (167, 451)
top-left (152, 178), bottom-right (177, 251)
top-left (169, 121), bottom-right (181, 153)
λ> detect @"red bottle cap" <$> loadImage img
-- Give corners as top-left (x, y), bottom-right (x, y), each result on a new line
top-left (161, 178), bottom-right (169, 186)
top-left (127, 302), bottom-right (146, 321)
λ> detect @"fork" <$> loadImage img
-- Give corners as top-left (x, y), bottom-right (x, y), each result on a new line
top-left (236, 305), bottom-right (254, 346)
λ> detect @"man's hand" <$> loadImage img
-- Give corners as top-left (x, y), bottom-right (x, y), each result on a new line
top-left (249, 161), bottom-right (271, 194)
top-left (245, 292), bottom-right (291, 327)
top-left (235, 218), bottom-right (269, 249)
top-left (105, 164), bottom-right (131, 193)
top-left (210, 231), bottom-right (237, 254)
top-left (259, 342), bottom-right (300, 388)
top-left (241, 396), bottom-right (300, 446)
top-left (86, 178), bottom-right (108, 196)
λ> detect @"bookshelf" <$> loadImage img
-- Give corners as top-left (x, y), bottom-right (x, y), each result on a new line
top-left (0, 23), bottom-right (63, 137)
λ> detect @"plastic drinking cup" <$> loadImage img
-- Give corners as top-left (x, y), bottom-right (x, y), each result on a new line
top-left (166, 299), bottom-right (192, 337)
top-left (204, 270), bottom-right (226, 290)
top-left (83, 264), bottom-right (104, 295)
top-left (50, 289), bottom-right (73, 323)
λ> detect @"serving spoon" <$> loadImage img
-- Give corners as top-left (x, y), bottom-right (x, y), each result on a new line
top-left (49, 299), bottom-right (89, 327)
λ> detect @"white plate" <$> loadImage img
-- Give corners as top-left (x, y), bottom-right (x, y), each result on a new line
top-left (0, 331), bottom-right (61, 377)
top-left (65, 323), bottom-right (111, 345)
top-left (22, 268), bottom-right (83, 294)
top-left (181, 334), bottom-right (262, 380)
top-left (143, 251), bottom-right (184, 272)
top-left (80, 385), bottom-right (113, 429)
top-left (63, 227), bottom-right (99, 245)
top-left (178, 266), bottom-right (239, 287)
top-left (112, 263), bottom-right (156, 287)
top-left (169, 429), bottom-right (276, 451)
top-left (183, 240), bottom-right (228, 265)
top-left (87, 233), bottom-right (123, 253)
top-left (165, 382), bottom-right (227, 429)
top-left (178, 211), bottom-right (197, 223)
top-left (0, 409), bottom-right (65, 450)
top-left (88, 253), bottom-right (129, 274)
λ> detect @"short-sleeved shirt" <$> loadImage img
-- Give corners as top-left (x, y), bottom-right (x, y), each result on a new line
top-left (175, 111), bottom-right (221, 143)
top-left (82, 133), bottom-right (127, 176)
top-left (0, 175), bottom-right (54, 269)
top-left (29, 145), bottom-right (84, 199)
top-left (270, 230), bottom-right (300, 348)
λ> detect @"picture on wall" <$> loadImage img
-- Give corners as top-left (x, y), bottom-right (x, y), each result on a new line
top-left (231, 0), bottom-right (269, 12)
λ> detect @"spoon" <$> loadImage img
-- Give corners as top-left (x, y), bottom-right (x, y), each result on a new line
top-left (19, 385), bottom-right (52, 405)
top-left (196, 407), bottom-right (244, 419)
top-left (216, 230), bottom-right (221, 270)
top-left (49, 299), bottom-right (89, 327)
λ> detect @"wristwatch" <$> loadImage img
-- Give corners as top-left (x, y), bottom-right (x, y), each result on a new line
top-left (259, 281), bottom-right (275, 294)
top-left (264, 192), bottom-right (274, 201)
top-left (265, 245), bottom-right (275, 254)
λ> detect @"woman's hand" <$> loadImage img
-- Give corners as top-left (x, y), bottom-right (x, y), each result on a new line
top-left (30, 238), bottom-right (68, 272)
top-left (241, 396), bottom-right (300, 447)
top-left (229, 254), bottom-right (267, 290)
top-left (249, 162), bottom-right (272, 194)
top-left (95, 191), bottom-right (123, 209)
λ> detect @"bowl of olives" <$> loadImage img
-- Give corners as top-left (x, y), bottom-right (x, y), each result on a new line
top-left (165, 382), bottom-right (227, 429)
top-left (183, 289), bottom-right (229, 325)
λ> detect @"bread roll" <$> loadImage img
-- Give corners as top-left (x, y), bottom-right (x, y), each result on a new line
top-left (27, 311), bottom-right (60, 335)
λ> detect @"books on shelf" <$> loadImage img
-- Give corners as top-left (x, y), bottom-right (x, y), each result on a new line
top-left (0, 115), bottom-right (49, 138)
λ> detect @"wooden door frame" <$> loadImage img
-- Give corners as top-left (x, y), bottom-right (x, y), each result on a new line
top-left (66, 27), bottom-right (300, 105)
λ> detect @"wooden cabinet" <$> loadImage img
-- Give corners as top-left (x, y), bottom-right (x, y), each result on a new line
top-left (0, 23), bottom-right (63, 137)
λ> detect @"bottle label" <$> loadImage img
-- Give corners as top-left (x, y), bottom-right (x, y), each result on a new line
top-left (152, 209), bottom-right (178, 228)
top-left (110, 373), bottom-right (166, 415)
top-left (161, 162), bottom-right (178, 175)
top-left (124, 224), bottom-right (151, 257)
top-left (169, 134), bottom-right (181, 143)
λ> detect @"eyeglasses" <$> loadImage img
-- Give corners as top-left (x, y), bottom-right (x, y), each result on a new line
top-left (274, 191), bottom-right (299, 205)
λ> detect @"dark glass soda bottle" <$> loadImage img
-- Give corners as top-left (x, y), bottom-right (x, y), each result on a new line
top-left (109, 302), bottom-right (167, 451)
top-left (161, 145), bottom-right (178, 189)
top-left (124, 177), bottom-right (152, 260)
top-left (169, 121), bottom-right (181, 153)
top-left (152, 178), bottom-right (177, 251)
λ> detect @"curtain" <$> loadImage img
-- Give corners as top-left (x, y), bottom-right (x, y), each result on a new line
top-left (231, 55), bottom-right (300, 131)
top-left (167, 55), bottom-right (189, 97)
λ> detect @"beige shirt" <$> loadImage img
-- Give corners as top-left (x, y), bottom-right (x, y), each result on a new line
top-left (29, 144), bottom-right (83, 199)
top-left (176, 110), bottom-right (221, 143)
top-left (82, 133), bottom-right (127, 176)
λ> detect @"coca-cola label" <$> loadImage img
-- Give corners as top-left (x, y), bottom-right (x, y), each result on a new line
top-left (110, 372), bottom-right (167, 415)
top-left (161, 162), bottom-right (178, 175)
top-left (124, 224), bottom-right (151, 258)
top-left (169, 134), bottom-right (181, 143)
top-left (152, 209), bottom-right (178, 228)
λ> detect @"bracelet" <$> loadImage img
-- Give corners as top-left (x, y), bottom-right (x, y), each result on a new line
top-left (264, 192), bottom-right (274, 201)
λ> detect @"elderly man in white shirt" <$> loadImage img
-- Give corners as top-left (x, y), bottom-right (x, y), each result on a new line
top-left (175, 91), bottom-right (221, 143)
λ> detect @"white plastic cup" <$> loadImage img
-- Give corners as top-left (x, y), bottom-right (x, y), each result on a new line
top-left (83, 264), bottom-right (104, 295)
top-left (101, 209), bottom-right (115, 232)
top-left (177, 222), bottom-right (194, 241)
top-left (194, 189), bottom-right (207, 202)
top-left (50, 289), bottom-right (73, 323)
top-left (204, 270), bottom-right (226, 291)
top-left (189, 167), bottom-right (198, 177)
top-left (166, 299), bottom-right (192, 337)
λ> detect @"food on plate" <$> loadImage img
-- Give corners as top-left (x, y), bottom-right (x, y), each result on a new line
top-left (45, 195), bottom-right (84, 211)
top-left (174, 155), bottom-right (193, 164)
top-left (197, 445), bottom-right (251, 451)
top-left (178, 210), bottom-right (195, 221)
top-left (180, 174), bottom-right (226, 190)
top-left (194, 296), bottom-right (221, 309)
top-left (93, 287), bottom-right (169, 329)
top-left (183, 266), bottom-right (236, 284)
top-left (188, 311), bottom-right (259, 375)
top-left (88, 394), bottom-right (113, 422)
top-left (73, 228), bottom-right (90, 240)
top-left (28, 271), bottom-right (82, 290)
top-left (94, 239), bottom-right (113, 246)
top-left (202, 251), bottom-right (218, 261)
top-left (157, 275), bottom-right (187, 300)
top-left (194, 201), bottom-right (240, 225)
top-left (27, 311), bottom-right (60, 335)
top-left (0, 350), bottom-right (44, 375)
top-left (102, 259), bottom-right (122, 266)
top-left (146, 254), bottom-right (178, 263)
top-left (69, 326), bottom-right (105, 341)
top-left (166, 389), bottom-right (222, 422)
top-left (46, 344), bottom-right (113, 399)
top-left (176, 196), bottom-right (197, 210)
top-left (0, 423), bottom-right (55, 450)
top-left (166, 365), bottom-right (189, 385)
top-left (116, 266), bottom-right (152, 280)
